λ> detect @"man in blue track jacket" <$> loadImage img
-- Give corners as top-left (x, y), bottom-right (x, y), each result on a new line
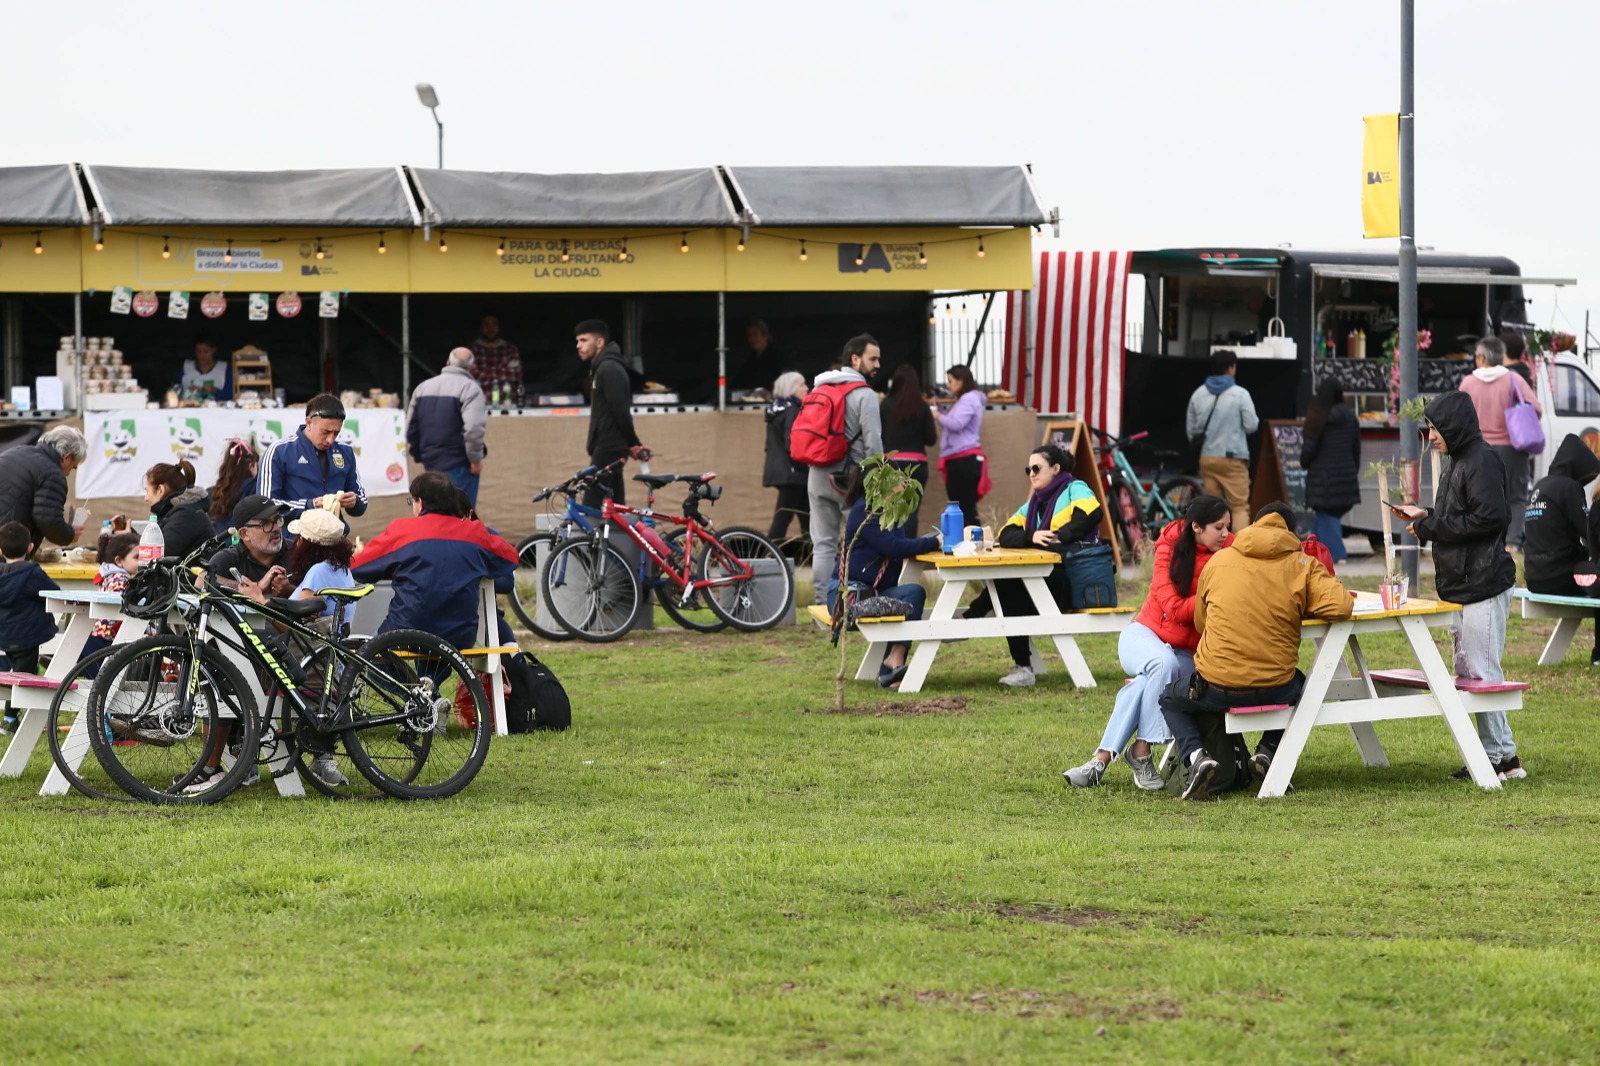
top-left (259, 394), bottom-right (368, 527)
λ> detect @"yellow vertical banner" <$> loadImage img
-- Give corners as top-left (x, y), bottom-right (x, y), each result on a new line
top-left (1362, 113), bottom-right (1401, 239)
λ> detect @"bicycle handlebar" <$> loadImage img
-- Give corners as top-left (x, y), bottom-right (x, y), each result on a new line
top-left (531, 458), bottom-right (628, 503)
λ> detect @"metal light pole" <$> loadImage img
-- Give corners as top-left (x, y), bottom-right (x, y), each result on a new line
top-left (416, 82), bottom-right (443, 168)
top-left (1397, 0), bottom-right (1419, 586)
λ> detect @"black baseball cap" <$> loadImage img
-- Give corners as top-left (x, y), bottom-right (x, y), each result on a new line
top-left (232, 494), bottom-right (289, 528)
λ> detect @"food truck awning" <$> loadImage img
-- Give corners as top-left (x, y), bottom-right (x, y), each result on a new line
top-left (722, 165), bottom-right (1047, 227)
top-left (81, 165), bottom-right (421, 227)
top-left (410, 168), bottom-right (737, 227)
top-left (0, 164), bottom-right (90, 225)
top-left (1310, 265), bottom-right (1577, 287)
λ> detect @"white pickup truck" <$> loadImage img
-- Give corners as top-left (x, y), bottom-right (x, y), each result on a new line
top-left (1534, 354), bottom-right (1600, 479)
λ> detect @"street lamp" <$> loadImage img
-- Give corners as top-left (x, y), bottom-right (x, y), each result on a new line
top-left (416, 82), bottom-right (443, 169)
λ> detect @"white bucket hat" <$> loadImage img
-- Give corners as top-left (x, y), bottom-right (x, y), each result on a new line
top-left (286, 507), bottom-right (345, 546)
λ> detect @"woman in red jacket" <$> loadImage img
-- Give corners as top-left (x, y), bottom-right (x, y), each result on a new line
top-left (1063, 495), bottom-right (1232, 790)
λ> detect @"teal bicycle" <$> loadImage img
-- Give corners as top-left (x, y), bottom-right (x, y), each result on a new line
top-left (1091, 427), bottom-right (1204, 562)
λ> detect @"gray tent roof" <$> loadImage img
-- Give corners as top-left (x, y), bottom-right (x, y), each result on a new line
top-left (82, 166), bottom-right (419, 227)
top-left (0, 165), bottom-right (89, 225)
top-left (411, 168), bottom-right (736, 228)
top-left (723, 165), bottom-right (1046, 227)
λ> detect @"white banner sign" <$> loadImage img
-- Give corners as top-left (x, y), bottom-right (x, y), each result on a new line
top-left (79, 408), bottom-right (410, 500)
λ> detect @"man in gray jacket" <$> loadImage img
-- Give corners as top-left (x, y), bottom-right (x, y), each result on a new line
top-left (1186, 351), bottom-right (1260, 532)
top-left (807, 334), bottom-right (883, 604)
top-left (406, 347), bottom-right (489, 506)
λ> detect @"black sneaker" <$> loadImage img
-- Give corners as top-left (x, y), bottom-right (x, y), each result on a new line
top-left (1450, 765), bottom-right (1473, 780)
top-left (1591, 648), bottom-right (1599, 667)
top-left (1181, 751), bottom-right (1219, 801)
top-left (1496, 756), bottom-right (1527, 781)
top-left (1251, 750), bottom-right (1273, 779)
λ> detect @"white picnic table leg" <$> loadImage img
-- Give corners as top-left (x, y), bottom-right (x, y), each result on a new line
top-left (1020, 577), bottom-right (1093, 688)
top-left (1342, 634), bottom-right (1390, 768)
top-left (1399, 614), bottom-right (1499, 790)
top-left (2, 607), bottom-right (92, 779)
top-left (853, 640), bottom-right (887, 682)
top-left (1258, 619), bottom-right (1354, 798)
top-left (1537, 616), bottom-right (1581, 667)
top-left (37, 613), bottom-right (148, 795)
top-left (897, 576), bottom-right (966, 695)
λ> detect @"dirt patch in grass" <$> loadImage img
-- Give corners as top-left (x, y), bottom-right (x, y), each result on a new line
top-left (890, 987), bottom-right (1182, 1022)
top-left (805, 696), bottom-right (971, 717)
top-left (993, 903), bottom-right (1123, 927)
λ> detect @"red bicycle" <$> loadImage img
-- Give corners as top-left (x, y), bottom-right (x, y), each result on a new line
top-left (540, 470), bottom-right (794, 641)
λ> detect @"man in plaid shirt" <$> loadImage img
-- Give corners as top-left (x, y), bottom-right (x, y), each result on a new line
top-left (468, 315), bottom-right (523, 399)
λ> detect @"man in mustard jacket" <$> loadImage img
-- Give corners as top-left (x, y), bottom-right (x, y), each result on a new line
top-left (1161, 502), bottom-right (1353, 800)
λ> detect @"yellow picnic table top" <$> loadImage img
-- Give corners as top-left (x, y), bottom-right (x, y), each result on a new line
top-left (910, 547), bottom-right (1060, 568)
top-left (40, 563), bottom-right (99, 583)
top-left (1302, 592), bottom-right (1463, 626)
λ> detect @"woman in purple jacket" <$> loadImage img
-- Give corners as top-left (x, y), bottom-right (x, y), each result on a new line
top-left (934, 365), bottom-right (986, 526)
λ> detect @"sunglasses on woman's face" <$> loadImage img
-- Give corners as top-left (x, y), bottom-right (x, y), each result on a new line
top-left (1025, 464), bottom-right (1044, 476)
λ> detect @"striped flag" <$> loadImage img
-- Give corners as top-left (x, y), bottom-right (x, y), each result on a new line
top-left (1003, 250), bottom-right (1130, 435)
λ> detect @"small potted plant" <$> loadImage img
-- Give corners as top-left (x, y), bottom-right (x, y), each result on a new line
top-left (1365, 458), bottom-right (1409, 608)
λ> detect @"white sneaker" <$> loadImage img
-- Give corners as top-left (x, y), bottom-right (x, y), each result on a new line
top-left (1063, 756), bottom-right (1108, 788)
top-left (999, 665), bottom-right (1035, 687)
top-left (1127, 753), bottom-right (1165, 791)
top-left (309, 753), bottom-right (350, 788)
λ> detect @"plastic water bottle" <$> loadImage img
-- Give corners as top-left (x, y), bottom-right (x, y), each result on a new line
top-left (138, 514), bottom-right (165, 566)
top-left (939, 503), bottom-right (965, 554)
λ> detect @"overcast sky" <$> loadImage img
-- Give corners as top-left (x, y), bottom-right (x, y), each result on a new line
top-left (8, 0), bottom-right (1596, 344)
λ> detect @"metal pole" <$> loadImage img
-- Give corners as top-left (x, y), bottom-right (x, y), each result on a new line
top-left (73, 293), bottom-right (84, 417)
top-left (401, 293), bottom-right (412, 404)
top-left (1397, 0), bottom-right (1419, 587)
top-left (716, 292), bottom-right (727, 412)
top-left (432, 109), bottom-right (444, 169)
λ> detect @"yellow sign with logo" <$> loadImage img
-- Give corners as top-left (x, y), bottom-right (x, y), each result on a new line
top-left (0, 230), bottom-right (83, 292)
top-left (723, 226), bottom-right (1032, 291)
top-left (406, 229), bottom-right (727, 292)
top-left (1362, 113), bottom-right (1401, 239)
top-left (80, 227), bottom-right (412, 293)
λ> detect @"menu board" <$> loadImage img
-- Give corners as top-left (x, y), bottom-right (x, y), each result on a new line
top-left (1250, 419), bottom-right (1306, 514)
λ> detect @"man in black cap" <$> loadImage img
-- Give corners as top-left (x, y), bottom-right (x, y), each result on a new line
top-left (207, 494), bottom-right (294, 600)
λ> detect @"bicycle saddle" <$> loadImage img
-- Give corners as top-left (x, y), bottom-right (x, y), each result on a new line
top-left (267, 596), bottom-right (328, 619)
top-left (633, 473), bottom-right (679, 489)
top-left (316, 584), bottom-right (376, 601)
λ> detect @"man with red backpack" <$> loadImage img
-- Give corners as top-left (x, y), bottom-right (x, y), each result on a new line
top-left (792, 334), bottom-right (883, 605)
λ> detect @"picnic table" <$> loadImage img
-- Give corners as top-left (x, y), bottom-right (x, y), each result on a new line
top-left (40, 563), bottom-right (99, 594)
top-left (822, 546), bottom-right (1133, 695)
top-left (1511, 587), bottom-right (1597, 666)
top-left (1227, 592), bottom-right (1524, 797)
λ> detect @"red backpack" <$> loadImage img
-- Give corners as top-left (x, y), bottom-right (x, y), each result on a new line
top-left (789, 380), bottom-right (870, 466)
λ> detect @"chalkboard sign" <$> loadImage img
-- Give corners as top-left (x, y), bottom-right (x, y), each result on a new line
top-left (1418, 359), bottom-right (1473, 393)
top-left (1250, 419), bottom-right (1307, 515)
top-left (1313, 356), bottom-right (1473, 396)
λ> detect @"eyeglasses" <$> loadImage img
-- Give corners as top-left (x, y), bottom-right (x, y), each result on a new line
top-left (243, 516), bottom-right (283, 531)
top-left (1025, 464), bottom-right (1046, 476)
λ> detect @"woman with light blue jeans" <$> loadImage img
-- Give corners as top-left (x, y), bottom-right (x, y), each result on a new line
top-left (1064, 496), bottom-right (1233, 790)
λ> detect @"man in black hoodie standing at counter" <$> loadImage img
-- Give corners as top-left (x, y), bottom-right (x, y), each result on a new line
top-left (1524, 433), bottom-right (1600, 664)
top-left (576, 319), bottom-right (649, 508)
top-left (1394, 391), bottom-right (1525, 781)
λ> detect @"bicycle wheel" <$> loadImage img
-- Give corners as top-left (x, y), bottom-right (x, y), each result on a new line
top-left (339, 629), bottom-right (490, 800)
top-left (700, 526), bottom-right (794, 632)
top-left (284, 639), bottom-right (389, 799)
top-left (655, 527), bottom-right (727, 633)
top-left (541, 538), bottom-right (642, 642)
top-left (46, 644), bottom-right (137, 802)
top-left (1110, 483), bottom-right (1149, 562)
top-left (507, 533), bottom-right (572, 642)
top-left (1156, 476), bottom-right (1203, 524)
top-left (87, 635), bottom-right (260, 805)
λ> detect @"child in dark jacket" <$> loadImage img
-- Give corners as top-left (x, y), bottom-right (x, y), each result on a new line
top-left (1523, 433), bottom-right (1600, 664)
top-left (0, 521), bottom-right (60, 733)
top-left (832, 477), bottom-right (939, 690)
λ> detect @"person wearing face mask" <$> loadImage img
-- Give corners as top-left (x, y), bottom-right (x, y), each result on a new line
top-left (1063, 495), bottom-right (1233, 790)
top-left (991, 443), bottom-right (1105, 688)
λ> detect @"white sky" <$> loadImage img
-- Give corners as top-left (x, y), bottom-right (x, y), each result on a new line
top-left (7, 0), bottom-right (1597, 344)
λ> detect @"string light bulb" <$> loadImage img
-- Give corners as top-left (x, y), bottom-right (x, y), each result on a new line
top-left (736, 237), bottom-right (746, 252)
top-left (561, 239), bottom-right (570, 263)
top-left (945, 302), bottom-right (953, 316)
top-left (977, 237), bottom-right (986, 258)
top-left (928, 310), bottom-right (936, 325)
top-left (799, 240), bottom-right (808, 262)
top-left (94, 236), bottom-right (104, 251)
top-left (34, 232), bottom-right (43, 255)
top-left (496, 238), bottom-right (506, 257)
top-left (961, 300), bottom-right (968, 315)
top-left (439, 231), bottom-right (448, 253)
top-left (918, 243), bottom-right (927, 265)
top-left (315, 238), bottom-right (325, 260)
top-left (619, 238), bottom-right (628, 261)
top-left (377, 232), bottom-right (387, 254)
top-left (224, 241), bottom-right (233, 264)
top-left (162, 236), bottom-right (171, 259)
top-left (680, 232), bottom-right (689, 253)
top-left (853, 247), bottom-right (864, 267)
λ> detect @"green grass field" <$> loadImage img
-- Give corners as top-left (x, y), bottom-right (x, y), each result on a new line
top-left (3, 574), bottom-right (1599, 1063)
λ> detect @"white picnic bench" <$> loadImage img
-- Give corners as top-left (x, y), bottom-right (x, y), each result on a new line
top-left (1512, 587), bottom-right (1597, 666)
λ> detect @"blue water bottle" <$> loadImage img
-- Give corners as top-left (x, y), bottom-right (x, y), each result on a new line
top-left (939, 503), bottom-right (964, 553)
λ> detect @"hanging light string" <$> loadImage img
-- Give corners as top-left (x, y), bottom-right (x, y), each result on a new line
top-left (3, 224), bottom-right (1010, 262)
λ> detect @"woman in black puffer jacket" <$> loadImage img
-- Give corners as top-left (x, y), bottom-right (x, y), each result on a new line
top-left (143, 460), bottom-right (214, 560)
top-left (1301, 380), bottom-right (1361, 563)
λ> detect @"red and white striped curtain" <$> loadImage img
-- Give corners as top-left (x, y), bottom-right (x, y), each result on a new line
top-left (1003, 250), bottom-right (1130, 435)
